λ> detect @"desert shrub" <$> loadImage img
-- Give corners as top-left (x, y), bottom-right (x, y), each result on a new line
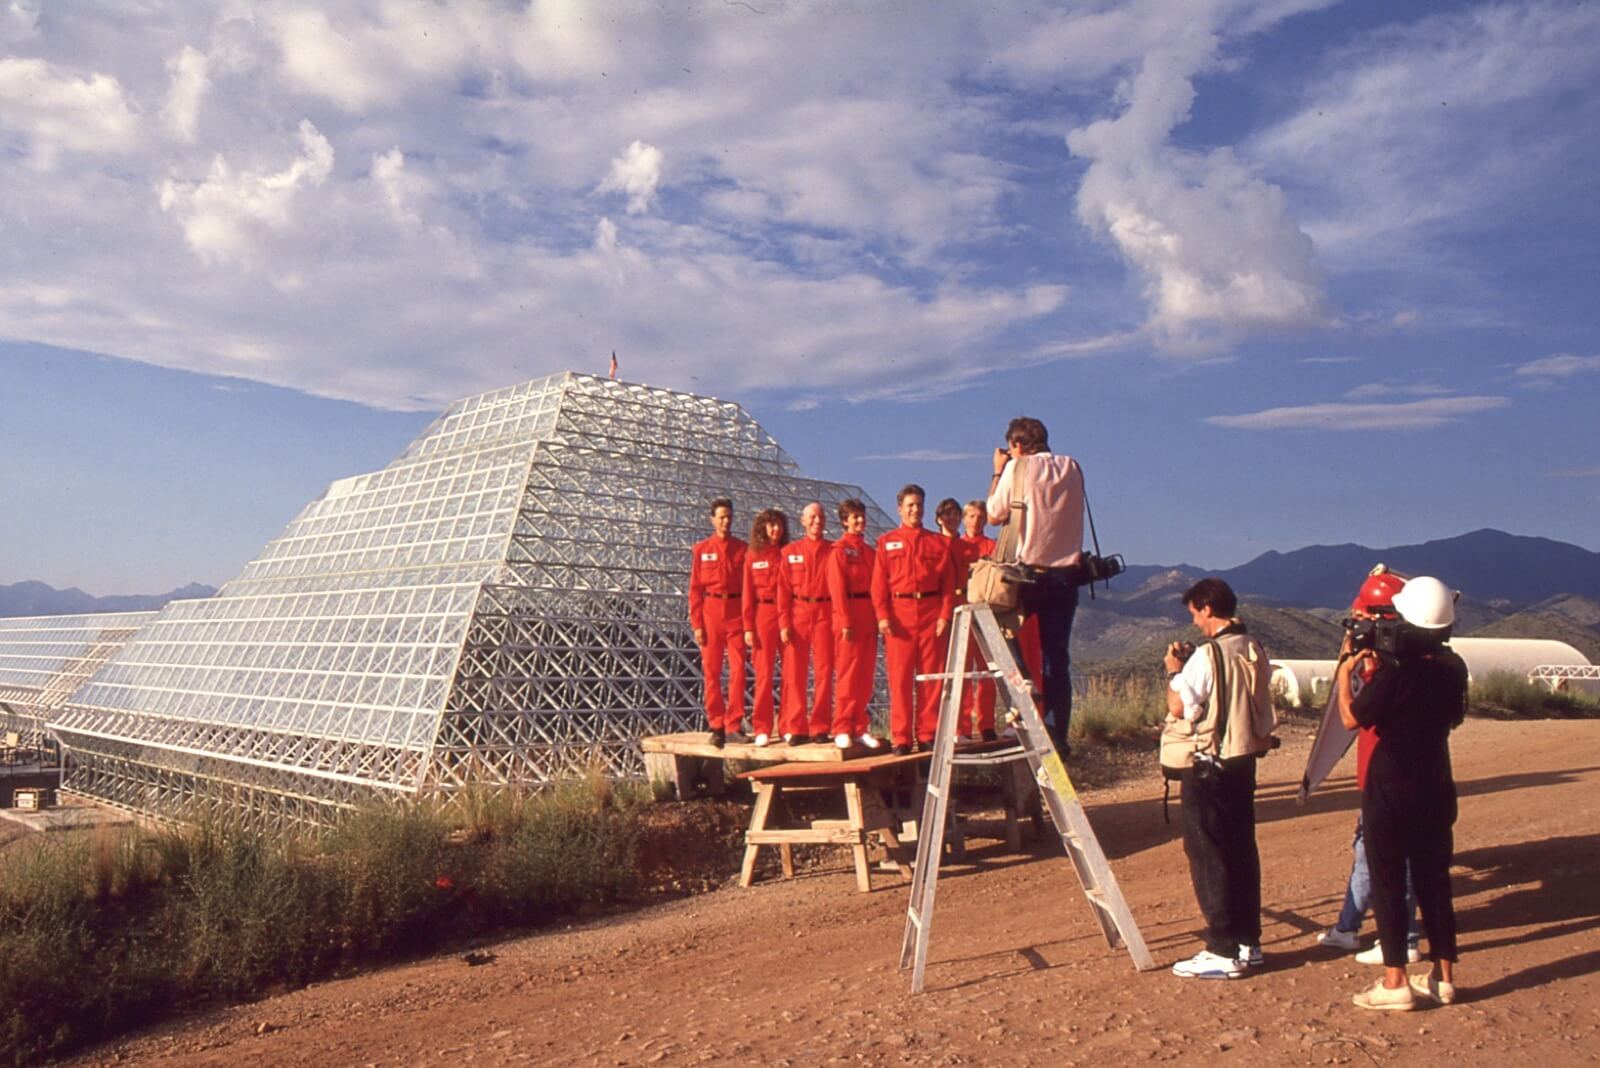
top-left (323, 803), bottom-right (456, 956)
top-left (171, 825), bottom-right (340, 997)
top-left (0, 833), bottom-right (172, 1065)
top-left (1471, 671), bottom-right (1600, 719)
top-left (0, 777), bottom-right (654, 1065)
top-left (1072, 674), bottom-right (1166, 740)
top-left (484, 780), bottom-right (643, 918)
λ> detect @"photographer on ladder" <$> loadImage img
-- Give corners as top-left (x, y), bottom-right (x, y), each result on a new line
top-left (985, 417), bottom-right (1085, 756)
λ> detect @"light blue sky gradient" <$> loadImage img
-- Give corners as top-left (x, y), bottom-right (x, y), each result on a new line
top-left (2, 1), bottom-right (1596, 593)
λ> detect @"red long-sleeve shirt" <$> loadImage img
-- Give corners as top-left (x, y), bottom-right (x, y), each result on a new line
top-left (688, 534), bottom-right (746, 632)
top-left (871, 525), bottom-right (956, 624)
top-left (741, 545), bottom-right (791, 631)
top-left (779, 535), bottom-right (832, 631)
top-left (827, 532), bottom-right (875, 631)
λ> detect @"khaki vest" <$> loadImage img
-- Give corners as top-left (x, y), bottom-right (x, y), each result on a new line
top-left (1160, 629), bottom-right (1279, 771)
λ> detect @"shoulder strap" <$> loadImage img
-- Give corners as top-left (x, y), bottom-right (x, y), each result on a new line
top-left (1206, 638), bottom-right (1228, 753)
top-left (991, 455), bottom-right (1028, 564)
top-left (1083, 473), bottom-right (1102, 560)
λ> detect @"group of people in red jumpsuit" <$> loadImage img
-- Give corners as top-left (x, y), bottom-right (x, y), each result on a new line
top-left (687, 487), bottom-right (1017, 755)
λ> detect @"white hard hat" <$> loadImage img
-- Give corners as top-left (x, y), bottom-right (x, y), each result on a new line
top-left (1391, 575), bottom-right (1456, 630)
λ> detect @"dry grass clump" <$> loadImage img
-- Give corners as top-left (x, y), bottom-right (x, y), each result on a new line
top-left (1071, 674), bottom-right (1167, 741)
top-left (1470, 670), bottom-right (1600, 719)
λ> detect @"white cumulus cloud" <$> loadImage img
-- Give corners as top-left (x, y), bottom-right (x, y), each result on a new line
top-left (1514, 354), bottom-right (1600, 380)
top-left (1066, 22), bottom-right (1328, 351)
top-left (159, 119), bottom-right (335, 266)
top-left (160, 45), bottom-right (210, 142)
top-left (0, 57), bottom-right (139, 165)
top-left (598, 140), bottom-right (664, 216)
top-left (1207, 396), bottom-right (1507, 431)
top-left (1344, 382), bottom-right (1453, 400)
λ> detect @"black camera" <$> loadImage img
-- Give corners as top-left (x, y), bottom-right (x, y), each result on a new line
top-left (1343, 615), bottom-right (1404, 656)
top-left (1076, 552), bottom-right (1126, 586)
top-left (1170, 640), bottom-right (1196, 664)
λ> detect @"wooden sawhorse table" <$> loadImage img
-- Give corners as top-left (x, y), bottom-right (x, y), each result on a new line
top-left (738, 753), bottom-right (924, 892)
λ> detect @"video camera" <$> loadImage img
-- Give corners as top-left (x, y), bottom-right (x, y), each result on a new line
top-left (1337, 613), bottom-right (1427, 655)
top-left (1077, 552), bottom-right (1126, 586)
top-left (1342, 614), bottom-right (1405, 656)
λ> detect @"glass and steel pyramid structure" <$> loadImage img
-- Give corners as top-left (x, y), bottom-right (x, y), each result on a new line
top-left (47, 372), bottom-right (891, 828)
top-left (0, 611), bottom-right (152, 750)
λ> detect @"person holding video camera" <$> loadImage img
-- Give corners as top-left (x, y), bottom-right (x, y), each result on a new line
top-left (985, 416), bottom-right (1085, 754)
top-left (1162, 578), bottom-right (1277, 979)
top-left (1315, 567), bottom-right (1421, 964)
top-left (1336, 576), bottom-right (1467, 1011)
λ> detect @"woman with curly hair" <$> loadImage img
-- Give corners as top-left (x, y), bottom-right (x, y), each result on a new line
top-left (742, 508), bottom-right (792, 746)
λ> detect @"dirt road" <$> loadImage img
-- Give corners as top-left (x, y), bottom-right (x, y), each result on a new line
top-left (68, 719), bottom-right (1600, 1066)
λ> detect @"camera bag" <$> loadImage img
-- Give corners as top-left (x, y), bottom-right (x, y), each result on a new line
top-left (967, 456), bottom-right (1029, 617)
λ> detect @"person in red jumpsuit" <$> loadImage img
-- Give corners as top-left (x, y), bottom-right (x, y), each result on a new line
top-left (958, 499), bottom-right (1000, 739)
top-left (826, 498), bottom-right (882, 750)
top-left (935, 497), bottom-right (989, 739)
top-left (742, 508), bottom-right (792, 747)
top-left (779, 501), bottom-right (835, 744)
top-left (872, 485), bottom-right (956, 755)
top-left (688, 498), bottom-right (747, 747)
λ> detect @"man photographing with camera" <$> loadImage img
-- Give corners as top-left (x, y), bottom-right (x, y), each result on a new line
top-left (1162, 578), bottom-right (1277, 979)
top-left (985, 416), bottom-right (1085, 755)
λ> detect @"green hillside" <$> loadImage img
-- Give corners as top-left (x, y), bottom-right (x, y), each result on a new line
top-left (1468, 603), bottom-right (1600, 664)
top-left (1080, 603), bottom-right (1343, 681)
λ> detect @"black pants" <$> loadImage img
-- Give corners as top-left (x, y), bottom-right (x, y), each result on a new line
top-left (1019, 571), bottom-right (1079, 752)
top-left (1181, 757), bottom-right (1261, 957)
top-left (1363, 777), bottom-right (1458, 966)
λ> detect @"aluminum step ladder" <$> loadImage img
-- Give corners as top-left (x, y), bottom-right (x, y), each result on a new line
top-left (899, 603), bottom-right (1156, 992)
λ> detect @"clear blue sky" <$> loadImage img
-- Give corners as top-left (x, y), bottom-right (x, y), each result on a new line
top-left (2, 1), bottom-right (1597, 594)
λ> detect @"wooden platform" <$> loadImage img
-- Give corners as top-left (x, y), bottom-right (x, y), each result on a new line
top-left (640, 731), bottom-right (860, 800)
top-left (736, 754), bottom-right (926, 892)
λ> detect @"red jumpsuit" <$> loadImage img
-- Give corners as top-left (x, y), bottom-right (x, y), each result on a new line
top-left (871, 525), bottom-right (956, 747)
top-left (742, 546), bottom-right (792, 738)
top-left (827, 531), bottom-right (877, 739)
top-left (689, 534), bottom-right (748, 732)
top-left (779, 535), bottom-right (834, 738)
top-left (952, 533), bottom-right (998, 735)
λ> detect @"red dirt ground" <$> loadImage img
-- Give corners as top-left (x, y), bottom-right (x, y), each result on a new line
top-left (65, 719), bottom-right (1600, 1066)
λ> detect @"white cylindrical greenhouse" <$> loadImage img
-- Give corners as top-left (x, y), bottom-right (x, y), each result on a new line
top-left (1269, 659), bottom-right (1336, 709)
top-left (1270, 637), bottom-right (1592, 706)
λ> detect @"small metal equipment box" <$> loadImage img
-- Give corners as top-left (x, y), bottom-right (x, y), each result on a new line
top-left (13, 787), bottom-right (55, 810)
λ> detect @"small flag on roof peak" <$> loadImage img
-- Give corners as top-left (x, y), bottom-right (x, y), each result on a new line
top-left (609, 351), bottom-right (618, 380)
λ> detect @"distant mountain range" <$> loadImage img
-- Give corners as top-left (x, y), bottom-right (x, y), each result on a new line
top-left (1078, 528), bottom-right (1600, 669)
top-left (1207, 528), bottom-right (1600, 609)
top-left (0, 580), bottom-right (216, 617)
top-left (4, 528), bottom-right (1595, 667)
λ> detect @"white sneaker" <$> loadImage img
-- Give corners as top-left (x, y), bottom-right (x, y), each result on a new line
top-left (1237, 944), bottom-right (1264, 969)
top-left (1356, 940), bottom-right (1421, 965)
top-left (1353, 978), bottom-right (1415, 1011)
top-left (1171, 950), bottom-right (1244, 980)
top-left (1316, 927), bottom-right (1361, 952)
top-left (754, 733), bottom-right (770, 747)
top-left (781, 733), bottom-right (796, 746)
top-left (857, 734), bottom-right (883, 750)
top-left (1409, 972), bottom-right (1457, 1005)
top-left (834, 733), bottom-right (852, 749)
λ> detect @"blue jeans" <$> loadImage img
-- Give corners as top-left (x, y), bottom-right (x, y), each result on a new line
top-left (1020, 570), bottom-right (1079, 752)
top-left (1336, 816), bottom-right (1419, 942)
